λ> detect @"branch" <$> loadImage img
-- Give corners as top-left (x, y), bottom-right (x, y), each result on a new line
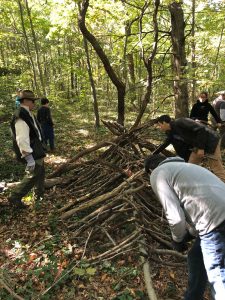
top-left (0, 278), bottom-right (24, 300)
top-left (61, 170), bottom-right (144, 220)
top-left (78, 0), bottom-right (125, 89)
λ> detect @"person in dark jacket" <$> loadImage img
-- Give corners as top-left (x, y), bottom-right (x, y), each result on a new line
top-left (155, 114), bottom-right (225, 183)
top-left (9, 90), bottom-right (46, 209)
top-left (190, 91), bottom-right (221, 126)
top-left (37, 98), bottom-right (55, 152)
top-left (153, 130), bottom-right (191, 162)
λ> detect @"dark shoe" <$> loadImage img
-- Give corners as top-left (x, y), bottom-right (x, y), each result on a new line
top-left (8, 198), bottom-right (28, 209)
top-left (50, 148), bottom-right (55, 153)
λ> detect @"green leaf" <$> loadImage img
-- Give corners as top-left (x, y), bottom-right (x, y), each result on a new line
top-left (86, 267), bottom-right (96, 276)
top-left (73, 267), bottom-right (86, 276)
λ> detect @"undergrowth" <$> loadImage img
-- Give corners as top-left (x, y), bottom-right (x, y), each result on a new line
top-left (0, 100), bottom-right (149, 300)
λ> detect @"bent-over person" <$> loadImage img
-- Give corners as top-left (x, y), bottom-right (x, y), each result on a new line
top-left (155, 114), bottom-right (225, 183)
top-left (145, 155), bottom-right (225, 300)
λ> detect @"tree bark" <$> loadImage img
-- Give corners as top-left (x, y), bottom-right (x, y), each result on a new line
top-left (83, 37), bottom-right (100, 128)
top-left (17, 0), bottom-right (39, 93)
top-left (169, 2), bottom-right (189, 118)
top-left (68, 36), bottom-right (75, 97)
top-left (24, 0), bottom-right (45, 94)
top-left (125, 21), bottom-right (136, 108)
top-left (212, 18), bottom-right (225, 79)
top-left (132, 0), bottom-right (160, 129)
top-left (78, 0), bottom-right (126, 125)
top-left (191, 0), bottom-right (196, 105)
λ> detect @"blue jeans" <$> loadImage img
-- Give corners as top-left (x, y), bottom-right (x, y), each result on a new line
top-left (42, 124), bottom-right (55, 150)
top-left (200, 221), bottom-right (225, 300)
top-left (184, 237), bottom-right (208, 300)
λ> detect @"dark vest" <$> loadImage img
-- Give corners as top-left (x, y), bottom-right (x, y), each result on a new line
top-left (11, 107), bottom-right (46, 162)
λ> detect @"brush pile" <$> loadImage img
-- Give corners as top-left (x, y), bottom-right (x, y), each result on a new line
top-left (47, 120), bottom-right (186, 299)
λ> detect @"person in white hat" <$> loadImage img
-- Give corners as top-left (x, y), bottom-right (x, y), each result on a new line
top-left (9, 90), bottom-right (46, 209)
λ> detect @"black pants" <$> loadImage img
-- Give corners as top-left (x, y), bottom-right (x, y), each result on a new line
top-left (184, 237), bottom-right (208, 300)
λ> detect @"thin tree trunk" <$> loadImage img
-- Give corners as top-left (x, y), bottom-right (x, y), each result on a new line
top-left (24, 0), bottom-right (45, 94)
top-left (169, 1), bottom-right (189, 118)
top-left (212, 18), bottom-right (225, 79)
top-left (17, 0), bottom-right (39, 93)
top-left (83, 37), bottom-right (100, 128)
top-left (125, 21), bottom-right (136, 108)
top-left (191, 0), bottom-right (196, 105)
top-left (132, 0), bottom-right (160, 129)
top-left (67, 36), bottom-right (75, 97)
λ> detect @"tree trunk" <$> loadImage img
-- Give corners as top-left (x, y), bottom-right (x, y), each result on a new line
top-left (17, 0), bottom-right (39, 93)
top-left (83, 37), bottom-right (100, 128)
top-left (24, 0), bottom-right (45, 94)
top-left (67, 36), bottom-right (75, 98)
top-left (191, 0), bottom-right (196, 105)
top-left (78, 0), bottom-right (126, 125)
top-left (169, 2), bottom-right (189, 118)
top-left (125, 21), bottom-right (136, 108)
top-left (132, 0), bottom-right (160, 129)
top-left (212, 19), bottom-right (225, 80)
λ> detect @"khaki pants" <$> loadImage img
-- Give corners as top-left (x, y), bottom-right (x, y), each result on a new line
top-left (188, 141), bottom-right (225, 183)
top-left (10, 158), bottom-right (45, 201)
top-left (219, 126), bottom-right (225, 149)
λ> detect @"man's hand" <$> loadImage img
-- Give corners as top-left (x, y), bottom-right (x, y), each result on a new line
top-left (183, 231), bottom-right (196, 243)
top-left (25, 154), bottom-right (35, 172)
top-left (172, 231), bottom-right (196, 252)
top-left (196, 149), bottom-right (204, 158)
top-left (144, 156), bottom-right (152, 173)
top-left (172, 240), bottom-right (188, 253)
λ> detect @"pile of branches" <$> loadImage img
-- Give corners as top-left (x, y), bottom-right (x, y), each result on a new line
top-left (48, 120), bottom-right (186, 299)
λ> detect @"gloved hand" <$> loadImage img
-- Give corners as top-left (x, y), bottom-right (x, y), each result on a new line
top-left (25, 154), bottom-right (35, 172)
top-left (144, 156), bottom-right (153, 173)
top-left (172, 240), bottom-right (188, 253)
top-left (183, 231), bottom-right (196, 243)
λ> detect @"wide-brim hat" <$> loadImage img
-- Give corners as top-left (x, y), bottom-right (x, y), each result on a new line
top-left (19, 90), bottom-right (39, 101)
top-left (216, 90), bottom-right (225, 95)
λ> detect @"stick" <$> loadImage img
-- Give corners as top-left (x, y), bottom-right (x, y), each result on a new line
top-left (61, 170), bottom-right (143, 220)
top-left (0, 278), bottom-right (25, 300)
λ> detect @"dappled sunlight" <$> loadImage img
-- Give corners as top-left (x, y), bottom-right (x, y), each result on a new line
top-left (45, 153), bottom-right (68, 166)
top-left (76, 129), bottom-right (90, 137)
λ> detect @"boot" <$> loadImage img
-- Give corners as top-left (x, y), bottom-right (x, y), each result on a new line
top-left (8, 198), bottom-right (28, 209)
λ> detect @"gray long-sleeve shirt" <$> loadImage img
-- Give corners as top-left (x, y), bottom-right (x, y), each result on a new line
top-left (150, 157), bottom-right (225, 242)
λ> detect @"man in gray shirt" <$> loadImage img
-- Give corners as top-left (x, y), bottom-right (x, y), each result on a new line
top-left (145, 155), bottom-right (225, 300)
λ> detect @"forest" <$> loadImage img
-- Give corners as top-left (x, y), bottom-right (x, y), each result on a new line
top-left (0, 0), bottom-right (225, 299)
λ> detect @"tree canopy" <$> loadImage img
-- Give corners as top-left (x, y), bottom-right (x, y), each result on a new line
top-left (1, 0), bottom-right (225, 124)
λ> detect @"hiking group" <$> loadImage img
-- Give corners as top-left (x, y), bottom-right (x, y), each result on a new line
top-left (145, 91), bottom-right (225, 300)
top-left (6, 88), bottom-right (225, 299)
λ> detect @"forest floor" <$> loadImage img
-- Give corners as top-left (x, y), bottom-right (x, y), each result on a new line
top-left (0, 102), bottom-right (212, 300)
